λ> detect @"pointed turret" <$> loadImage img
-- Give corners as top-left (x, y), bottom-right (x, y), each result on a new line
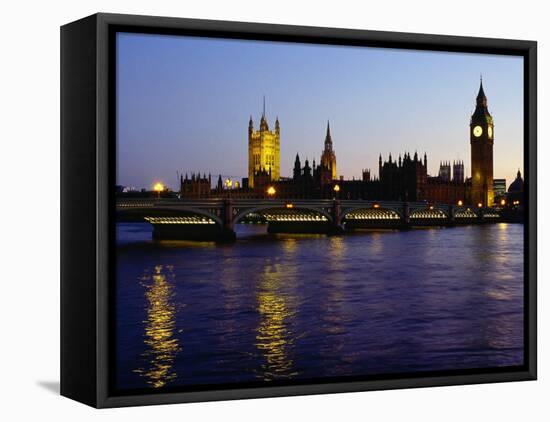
top-left (471, 76), bottom-right (492, 125)
top-left (248, 115), bottom-right (254, 134)
top-left (324, 120), bottom-right (333, 151)
top-left (477, 76), bottom-right (487, 107)
top-left (293, 153), bottom-right (302, 180)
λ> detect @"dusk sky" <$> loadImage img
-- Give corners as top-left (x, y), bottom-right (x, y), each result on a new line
top-left (116, 32), bottom-right (524, 191)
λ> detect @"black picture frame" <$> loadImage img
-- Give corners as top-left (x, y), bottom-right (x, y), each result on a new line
top-left (61, 12), bottom-right (537, 408)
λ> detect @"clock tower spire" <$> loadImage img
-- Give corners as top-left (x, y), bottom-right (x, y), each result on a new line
top-left (470, 76), bottom-right (494, 206)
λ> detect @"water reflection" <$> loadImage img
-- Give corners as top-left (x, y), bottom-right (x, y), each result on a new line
top-left (134, 265), bottom-right (181, 388)
top-left (255, 262), bottom-right (298, 381)
top-left (116, 223), bottom-right (524, 390)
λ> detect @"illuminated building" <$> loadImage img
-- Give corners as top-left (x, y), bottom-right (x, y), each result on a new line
top-left (171, 78), bottom-right (506, 204)
top-left (248, 98), bottom-right (280, 188)
top-left (470, 77), bottom-right (495, 206)
top-left (320, 121), bottom-right (337, 180)
top-left (493, 178), bottom-right (507, 197)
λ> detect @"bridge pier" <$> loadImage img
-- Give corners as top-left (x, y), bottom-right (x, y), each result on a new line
top-left (477, 207), bottom-right (484, 223)
top-left (220, 199), bottom-right (237, 241)
top-left (329, 200), bottom-right (345, 235)
top-left (448, 204), bottom-right (455, 227)
top-left (401, 202), bottom-right (411, 230)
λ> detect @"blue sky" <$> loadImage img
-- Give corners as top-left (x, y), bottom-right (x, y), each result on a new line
top-left (117, 32), bottom-right (523, 191)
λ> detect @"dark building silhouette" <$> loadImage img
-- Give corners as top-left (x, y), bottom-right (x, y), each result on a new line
top-left (439, 161), bottom-right (451, 182)
top-left (180, 173), bottom-right (211, 198)
top-left (379, 152), bottom-right (427, 201)
top-left (453, 161), bottom-right (465, 183)
top-left (507, 170), bottom-right (524, 206)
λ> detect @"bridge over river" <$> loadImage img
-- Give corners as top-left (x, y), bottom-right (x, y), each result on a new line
top-left (116, 198), bottom-right (503, 240)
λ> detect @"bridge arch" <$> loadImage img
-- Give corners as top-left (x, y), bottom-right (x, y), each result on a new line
top-left (340, 206), bottom-right (402, 225)
top-left (409, 207), bottom-right (448, 220)
top-left (233, 205), bottom-right (333, 224)
top-left (117, 206), bottom-right (224, 227)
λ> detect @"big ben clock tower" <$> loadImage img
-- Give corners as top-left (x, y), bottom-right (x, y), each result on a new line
top-left (470, 77), bottom-right (494, 206)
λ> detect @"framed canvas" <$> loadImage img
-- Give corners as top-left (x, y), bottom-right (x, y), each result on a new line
top-left (60, 13), bottom-right (537, 408)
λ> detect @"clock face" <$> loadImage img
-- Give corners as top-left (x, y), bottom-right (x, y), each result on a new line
top-left (473, 125), bottom-right (483, 137)
top-left (488, 126), bottom-right (493, 138)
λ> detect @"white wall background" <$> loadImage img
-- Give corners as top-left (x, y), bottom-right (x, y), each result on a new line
top-left (1, 0), bottom-right (547, 420)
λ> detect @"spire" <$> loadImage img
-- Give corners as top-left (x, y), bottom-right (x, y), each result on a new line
top-left (263, 95), bottom-right (266, 118)
top-left (324, 120), bottom-right (333, 151)
top-left (476, 76), bottom-right (487, 106)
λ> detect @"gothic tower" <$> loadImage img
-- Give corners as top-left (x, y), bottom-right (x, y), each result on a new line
top-left (470, 78), bottom-right (494, 206)
top-left (320, 121), bottom-right (337, 180)
top-left (247, 97), bottom-right (280, 188)
top-left (293, 153), bottom-right (302, 181)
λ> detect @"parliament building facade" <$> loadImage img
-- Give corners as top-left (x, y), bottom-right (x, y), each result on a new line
top-left (180, 81), bottom-right (499, 206)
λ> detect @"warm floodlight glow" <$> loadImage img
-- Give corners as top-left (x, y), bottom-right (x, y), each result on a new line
top-left (267, 186), bottom-right (276, 196)
top-left (429, 205), bottom-right (434, 210)
top-left (477, 202), bottom-right (483, 208)
top-left (457, 200), bottom-right (463, 206)
top-left (373, 203), bottom-right (380, 209)
top-left (153, 182), bottom-right (164, 192)
top-left (500, 199), bottom-right (506, 206)
top-left (333, 184), bottom-right (340, 192)
top-left (286, 203), bottom-right (294, 209)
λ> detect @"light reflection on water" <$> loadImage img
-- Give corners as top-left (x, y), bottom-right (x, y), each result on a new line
top-left (132, 265), bottom-right (181, 388)
top-left (115, 222), bottom-right (524, 390)
top-left (255, 263), bottom-right (298, 381)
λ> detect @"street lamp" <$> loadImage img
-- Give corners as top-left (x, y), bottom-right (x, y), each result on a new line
top-left (153, 182), bottom-right (164, 199)
top-left (500, 199), bottom-right (506, 206)
top-left (477, 202), bottom-right (483, 208)
top-left (267, 186), bottom-right (276, 197)
top-left (457, 199), bottom-right (463, 206)
top-left (333, 184), bottom-right (340, 200)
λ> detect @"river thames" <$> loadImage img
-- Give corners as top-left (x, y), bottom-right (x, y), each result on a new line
top-left (114, 222), bottom-right (524, 391)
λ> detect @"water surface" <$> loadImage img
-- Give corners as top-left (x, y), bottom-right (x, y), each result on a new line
top-left (115, 223), bottom-right (524, 390)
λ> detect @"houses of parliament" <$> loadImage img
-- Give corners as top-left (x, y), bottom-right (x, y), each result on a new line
top-left (179, 79), bottom-right (516, 206)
